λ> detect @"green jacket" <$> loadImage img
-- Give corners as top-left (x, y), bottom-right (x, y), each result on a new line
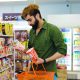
top-left (28, 20), bottom-right (67, 74)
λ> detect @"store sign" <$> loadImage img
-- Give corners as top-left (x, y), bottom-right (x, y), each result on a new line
top-left (3, 13), bottom-right (23, 21)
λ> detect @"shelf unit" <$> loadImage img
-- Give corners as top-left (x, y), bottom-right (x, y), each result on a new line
top-left (14, 30), bottom-right (29, 80)
top-left (0, 34), bottom-right (14, 79)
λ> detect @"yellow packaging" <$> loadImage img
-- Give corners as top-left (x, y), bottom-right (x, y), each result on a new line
top-left (9, 24), bottom-right (13, 35)
top-left (5, 23), bottom-right (13, 36)
top-left (4, 23), bottom-right (9, 35)
top-left (20, 40), bottom-right (28, 49)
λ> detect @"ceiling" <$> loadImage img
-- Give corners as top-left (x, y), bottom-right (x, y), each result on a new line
top-left (0, 0), bottom-right (80, 4)
top-left (34, 0), bottom-right (80, 4)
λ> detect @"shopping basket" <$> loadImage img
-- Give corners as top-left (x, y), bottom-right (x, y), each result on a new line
top-left (16, 63), bottom-right (55, 80)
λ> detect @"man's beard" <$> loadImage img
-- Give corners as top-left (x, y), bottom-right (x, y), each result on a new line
top-left (32, 18), bottom-right (39, 30)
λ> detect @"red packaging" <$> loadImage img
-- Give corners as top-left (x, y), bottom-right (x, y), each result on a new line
top-left (26, 48), bottom-right (38, 63)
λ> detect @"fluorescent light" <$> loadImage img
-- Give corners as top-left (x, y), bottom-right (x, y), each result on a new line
top-left (0, 0), bottom-right (27, 2)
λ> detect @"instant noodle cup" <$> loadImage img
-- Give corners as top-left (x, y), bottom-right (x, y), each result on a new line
top-left (26, 48), bottom-right (38, 63)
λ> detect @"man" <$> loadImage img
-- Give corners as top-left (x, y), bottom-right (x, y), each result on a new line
top-left (21, 4), bottom-right (67, 80)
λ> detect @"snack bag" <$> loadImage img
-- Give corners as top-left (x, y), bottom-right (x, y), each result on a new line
top-left (26, 48), bottom-right (38, 63)
top-left (14, 40), bottom-right (25, 51)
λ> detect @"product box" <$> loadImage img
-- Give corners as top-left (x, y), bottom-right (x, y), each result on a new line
top-left (57, 64), bottom-right (67, 80)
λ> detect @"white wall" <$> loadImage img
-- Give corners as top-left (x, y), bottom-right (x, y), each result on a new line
top-left (47, 14), bottom-right (80, 28)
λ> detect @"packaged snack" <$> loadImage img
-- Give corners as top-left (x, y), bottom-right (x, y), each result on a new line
top-left (9, 24), bottom-right (13, 35)
top-left (2, 23), bottom-right (6, 35)
top-left (14, 39), bottom-right (25, 51)
top-left (5, 23), bottom-right (13, 36)
top-left (0, 59), bottom-right (2, 70)
top-left (0, 23), bottom-right (2, 35)
top-left (15, 59), bottom-right (23, 73)
top-left (0, 73), bottom-right (2, 80)
top-left (23, 60), bottom-right (27, 71)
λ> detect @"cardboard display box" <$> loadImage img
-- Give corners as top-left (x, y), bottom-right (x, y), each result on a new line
top-left (57, 64), bottom-right (67, 80)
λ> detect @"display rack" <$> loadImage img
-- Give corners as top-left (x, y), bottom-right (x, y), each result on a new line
top-left (0, 23), bottom-right (14, 80)
top-left (14, 30), bottom-right (29, 80)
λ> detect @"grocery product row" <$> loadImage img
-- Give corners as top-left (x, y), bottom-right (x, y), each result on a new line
top-left (0, 23), bottom-right (14, 80)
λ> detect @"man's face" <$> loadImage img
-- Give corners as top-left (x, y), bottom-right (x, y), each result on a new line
top-left (25, 15), bottom-right (39, 30)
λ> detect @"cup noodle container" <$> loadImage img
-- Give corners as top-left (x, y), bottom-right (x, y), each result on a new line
top-left (26, 48), bottom-right (38, 63)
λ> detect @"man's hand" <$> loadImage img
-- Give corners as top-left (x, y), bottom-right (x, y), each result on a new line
top-left (35, 58), bottom-right (44, 65)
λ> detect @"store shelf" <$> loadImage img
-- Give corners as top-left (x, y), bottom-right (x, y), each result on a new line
top-left (0, 23), bottom-right (14, 80)
top-left (0, 54), bottom-right (13, 58)
top-left (73, 33), bottom-right (80, 35)
top-left (67, 71), bottom-right (80, 79)
top-left (0, 35), bottom-right (13, 38)
top-left (0, 64), bottom-right (13, 73)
